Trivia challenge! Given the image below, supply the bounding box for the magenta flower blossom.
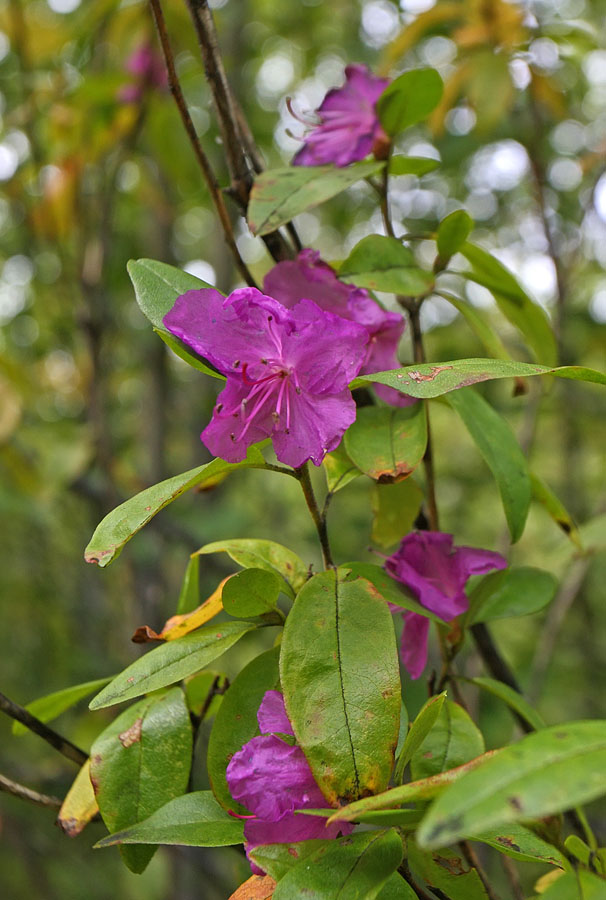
[226,691,353,873]
[163,287,369,468]
[118,43,168,104]
[385,532,507,679]
[264,250,413,406]
[291,64,390,167]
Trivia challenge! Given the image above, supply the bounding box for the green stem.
[295,462,333,570]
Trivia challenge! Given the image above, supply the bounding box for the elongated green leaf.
[339,235,433,295]
[94,791,243,848]
[154,328,224,379]
[85,444,267,567]
[418,720,606,849]
[272,830,403,900]
[371,478,423,549]
[327,751,500,824]
[436,210,473,261]
[389,156,440,177]
[323,444,361,493]
[408,839,489,900]
[221,568,282,618]
[377,68,443,135]
[90,620,255,709]
[463,677,546,732]
[176,555,200,616]
[531,472,582,548]
[12,677,114,735]
[207,647,280,814]
[341,563,443,624]
[353,357,606,398]
[540,870,606,899]
[345,404,427,483]
[468,566,557,624]
[377,873,418,899]
[194,538,307,599]
[410,701,485,781]
[447,387,531,542]
[439,292,511,360]
[394,692,447,783]
[472,823,564,866]
[248,161,385,236]
[459,243,557,366]
[90,688,192,873]
[280,570,401,804]
[250,840,328,882]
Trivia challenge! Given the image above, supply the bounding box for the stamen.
[286,96,320,127]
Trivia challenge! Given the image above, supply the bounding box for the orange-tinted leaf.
[57,759,98,838]
[132,577,230,643]
[228,875,276,900]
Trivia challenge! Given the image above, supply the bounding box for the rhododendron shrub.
[8,3,606,900]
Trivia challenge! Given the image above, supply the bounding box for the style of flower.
[118,42,168,104]
[385,531,507,679]
[226,690,353,873]
[291,64,390,167]
[163,287,369,468]
[264,249,413,406]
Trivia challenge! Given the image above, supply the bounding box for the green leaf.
[12,677,114,735]
[176,555,200,616]
[221,567,282,618]
[447,387,531,542]
[462,677,546,732]
[371,478,423,549]
[353,357,606,398]
[207,647,280,814]
[128,258,223,378]
[472,823,564,866]
[280,570,401,804]
[459,243,557,366]
[377,873,418,899]
[94,791,243,848]
[468,566,557,624]
[340,563,443,624]
[540,870,606,899]
[271,830,404,900]
[85,445,267,567]
[339,235,434,295]
[323,444,361,493]
[377,68,443,136]
[410,701,485,781]
[418,720,606,849]
[389,156,440,177]
[89,620,256,709]
[394,692,447,784]
[193,538,308,599]
[407,839,490,900]
[90,688,192,873]
[438,292,511,360]
[531,472,582,548]
[327,750,501,825]
[248,161,385,236]
[250,840,328,881]
[345,404,427,484]
[436,210,474,261]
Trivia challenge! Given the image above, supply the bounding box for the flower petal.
[257,691,294,736]
[244,812,353,873]
[263,250,350,317]
[271,388,357,468]
[400,611,430,680]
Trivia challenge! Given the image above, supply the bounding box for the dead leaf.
[57,759,98,837]
[132,577,231,643]
[228,874,276,900]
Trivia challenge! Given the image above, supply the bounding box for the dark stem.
[149,0,256,286]
[0,691,87,767]
[295,463,333,569]
[459,841,500,900]
[0,773,62,810]
[380,165,395,238]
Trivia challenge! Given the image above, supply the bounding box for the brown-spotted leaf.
[132,577,230,643]
[57,759,98,838]
[344,404,427,483]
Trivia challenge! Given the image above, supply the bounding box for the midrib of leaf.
[336,831,387,898]
[437,704,453,773]
[335,573,360,796]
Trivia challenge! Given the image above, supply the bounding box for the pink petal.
[400,612,430,680]
[257,691,294,736]
[244,812,353,873]
[271,388,357,468]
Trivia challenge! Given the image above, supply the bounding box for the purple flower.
[291,64,390,167]
[118,43,168,104]
[264,250,413,406]
[226,691,353,873]
[163,287,369,468]
[385,532,507,679]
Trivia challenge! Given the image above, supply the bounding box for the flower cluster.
[291,64,390,167]
[226,690,352,872]
[385,532,507,679]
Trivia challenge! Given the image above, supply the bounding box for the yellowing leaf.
[228,875,276,900]
[57,759,98,838]
[132,577,230,643]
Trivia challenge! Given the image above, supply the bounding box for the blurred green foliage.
[1,0,606,897]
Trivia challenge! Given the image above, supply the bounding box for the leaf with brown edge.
[228,875,275,900]
[132,577,230,643]
[344,404,427,484]
[57,759,98,838]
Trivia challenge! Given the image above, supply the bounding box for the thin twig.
[500,855,524,900]
[459,841,500,900]
[295,463,333,569]
[0,773,62,810]
[380,165,395,238]
[0,691,87,766]
[149,0,256,286]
